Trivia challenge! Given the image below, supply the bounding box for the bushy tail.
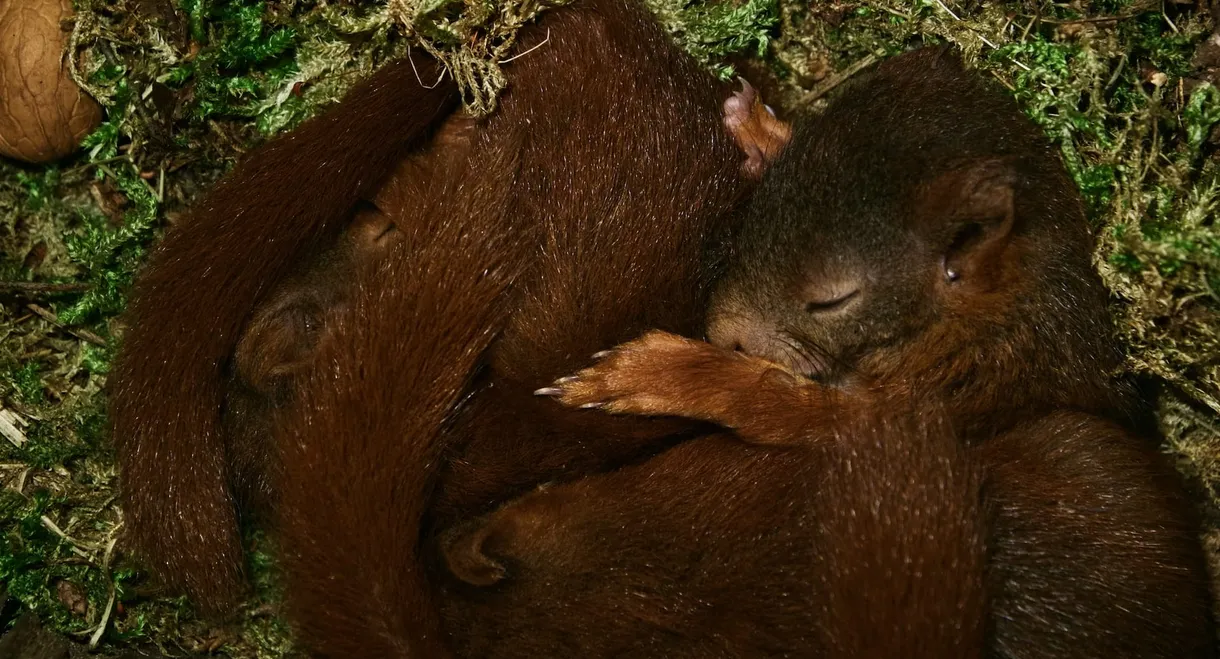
[109,54,459,612]
[813,411,990,657]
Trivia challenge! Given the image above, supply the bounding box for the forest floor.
[1,0,1218,656]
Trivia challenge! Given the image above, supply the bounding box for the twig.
[1162,1,1179,34]
[799,53,880,105]
[933,0,960,21]
[61,155,133,178]
[102,527,120,567]
[25,304,109,347]
[1105,54,1128,95]
[407,47,447,90]
[1034,14,1130,25]
[990,70,1016,91]
[14,467,31,495]
[0,281,92,294]
[88,583,116,649]
[1019,15,1037,41]
[40,515,104,557]
[929,0,1030,71]
[87,536,120,649]
[94,163,122,183]
[1196,262,1220,304]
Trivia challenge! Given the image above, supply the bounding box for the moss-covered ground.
[1,0,1218,655]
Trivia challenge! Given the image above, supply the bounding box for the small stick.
[799,53,880,105]
[990,70,1016,91]
[408,47,448,90]
[88,535,120,649]
[40,515,102,557]
[0,281,92,294]
[25,304,109,347]
[933,0,960,21]
[12,467,31,494]
[12,468,30,493]
[1034,14,1129,25]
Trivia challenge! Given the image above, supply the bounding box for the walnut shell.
[0,0,103,164]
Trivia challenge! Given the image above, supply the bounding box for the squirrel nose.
[706,309,825,378]
[707,312,774,357]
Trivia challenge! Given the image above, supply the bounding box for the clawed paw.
[533,330,825,444]
[533,330,711,418]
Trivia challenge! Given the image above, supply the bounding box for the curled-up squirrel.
[265,0,761,651]
[439,401,1206,657]
[113,0,770,652]
[550,43,1147,440]
[437,46,1214,656]
[109,53,461,611]
[223,113,477,518]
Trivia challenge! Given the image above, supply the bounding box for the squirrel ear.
[440,489,566,587]
[441,518,509,587]
[920,158,1017,286]
[723,78,793,179]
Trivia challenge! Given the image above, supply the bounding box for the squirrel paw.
[535,330,717,418]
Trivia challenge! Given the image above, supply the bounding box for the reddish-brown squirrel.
[263,0,761,653]
[109,52,461,612]
[113,0,759,651]
[223,112,477,519]
[435,46,1215,656]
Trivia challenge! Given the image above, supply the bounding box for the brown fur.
[213,0,756,527]
[511,47,1214,655]
[273,157,522,656]
[109,54,459,612]
[420,0,749,528]
[262,0,746,649]
[979,412,1212,656]
[439,404,1211,658]
[198,0,748,652]
[223,112,477,518]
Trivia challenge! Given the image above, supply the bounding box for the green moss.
[2,0,1219,656]
[186,0,298,123]
[6,362,45,405]
[645,0,778,79]
[15,169,62,212]
[1185,83,1220,150]
[16,424,85,470]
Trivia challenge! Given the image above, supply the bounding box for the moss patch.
[1,0,1218,655]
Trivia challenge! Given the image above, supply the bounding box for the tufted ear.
[920,158,1017,287]
[723,78,793,179]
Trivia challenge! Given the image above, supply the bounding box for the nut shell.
[0,0,103,163]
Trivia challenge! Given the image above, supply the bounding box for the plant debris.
[1,0,1218,655]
